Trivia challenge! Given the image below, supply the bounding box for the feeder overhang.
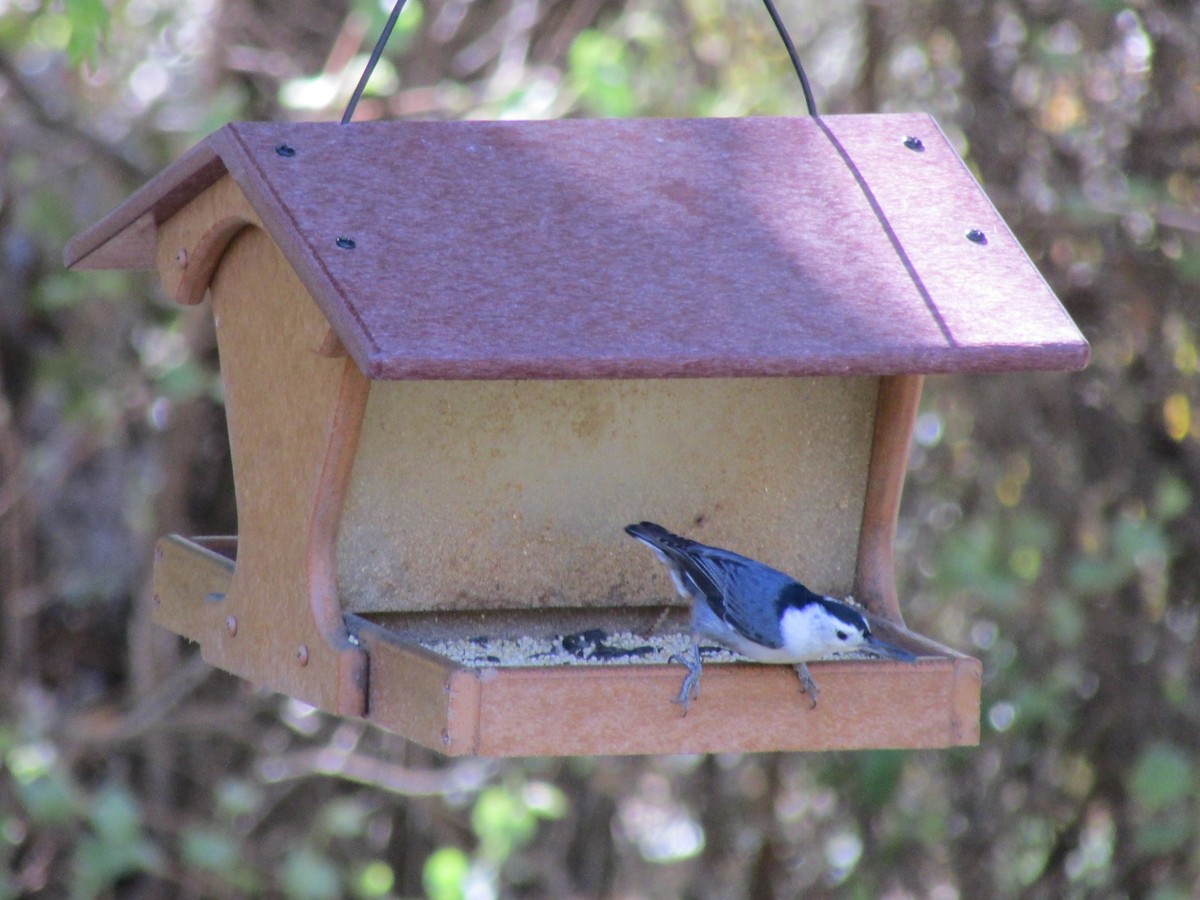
[66,114,1088,382]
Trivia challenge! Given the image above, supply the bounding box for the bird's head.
[780,595,917,662]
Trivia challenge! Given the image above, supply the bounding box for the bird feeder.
[66,115,1088,756]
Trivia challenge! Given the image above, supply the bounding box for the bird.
[624,521,917,713]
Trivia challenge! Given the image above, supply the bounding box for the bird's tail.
[624,521,697,556]
[625,521,718,606]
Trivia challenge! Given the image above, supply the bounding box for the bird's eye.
[836,630,848,641]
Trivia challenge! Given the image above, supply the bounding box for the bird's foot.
[793,662,820,709]
[669,648,703,716]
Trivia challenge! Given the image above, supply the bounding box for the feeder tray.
[66,115,1088,756]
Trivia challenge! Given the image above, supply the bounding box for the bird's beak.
[864,635,918,662]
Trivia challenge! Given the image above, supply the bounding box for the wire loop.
[341,0,817,123]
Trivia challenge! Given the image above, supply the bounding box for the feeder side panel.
[854,373,924,624]
[337,376,878,613]
[197,224,366,711]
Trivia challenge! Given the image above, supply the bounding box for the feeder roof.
[66,115,1088,380]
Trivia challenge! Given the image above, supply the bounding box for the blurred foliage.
[3,0,1200,897]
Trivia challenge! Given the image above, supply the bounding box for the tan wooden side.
[154,183,369,715]
[156,175,260,305]
[468,653,980,757]
[152,535,235,641]
[348,616,485,753]
[854,374,924,624]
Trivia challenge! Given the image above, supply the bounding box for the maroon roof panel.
[66,114,1088,379]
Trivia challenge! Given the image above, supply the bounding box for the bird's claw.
[669,649,703,716]
[794,662,820,709]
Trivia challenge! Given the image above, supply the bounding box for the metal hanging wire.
[341,0,410,125]
[759,0,818,116]
[341,0,817,124]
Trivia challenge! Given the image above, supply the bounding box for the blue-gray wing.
[678,545,798,648]
[625,522,796,648]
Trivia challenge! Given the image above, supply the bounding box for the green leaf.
[1047,595,1085,648]
[569,30,636,117]
[62,0,110,64]
[1134,816,1192,856]
[932,521,1025,608]
[855,750,908,810]
[181,827,241,872]
[15,774,77,826]
[422,846,469,900]
[1130,744,1193,812]
[1147,884,1194,900]
[181,827,263,892]
[71,808,164,900]
[279,846,342,900]
[471,785,538,863]
[88,785,143,843]
[151,360,213,402]
[215,778,264,819]
[71,836,122,898]
[522,781,568,819]
[1113,518,1168,566]
[1154,476,1192,521]
[352,860,395,899]
[1067,555,1132,595]
[319,797,370,839]
[393,0,423,40]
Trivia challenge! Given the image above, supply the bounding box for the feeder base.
[153,534,981,757]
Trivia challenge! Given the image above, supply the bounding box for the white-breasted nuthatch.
[625,521,917,713]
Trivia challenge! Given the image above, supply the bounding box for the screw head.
[335,236,356,250]
[296,645,310,666]
[226,616,238,636]
[175,248,189,269]
[966,228,988,245]
[275,143,296,157]
[903,135,925,151]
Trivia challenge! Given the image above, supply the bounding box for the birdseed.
[419,626,891,669]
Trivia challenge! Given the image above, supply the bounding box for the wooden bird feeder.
[66,115,1088,756]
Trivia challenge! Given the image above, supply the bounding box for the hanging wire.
[343,0,817,123]
[341,0,409,124]
[759,0,818,117]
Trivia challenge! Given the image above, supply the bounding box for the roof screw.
[296,644,310,666]
[275,143,296,157]
[966,228,988,245]
[226,615,238,636]
[175,248,189,269]
[903,135,925,151]
[441,728,452,747]
[335,236,357,250]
